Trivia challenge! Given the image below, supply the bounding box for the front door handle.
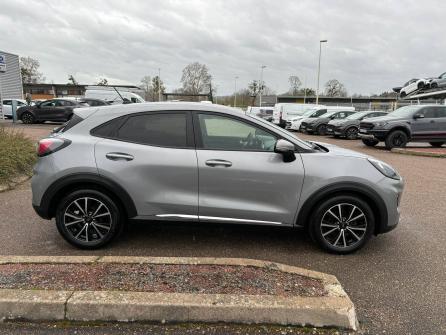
[205,159,232,167]
[106,152,134,161]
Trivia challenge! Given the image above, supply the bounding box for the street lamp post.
[316,40,327,105]
[234,76,238,107]
[259,65,266,107]
[158,68,161,102]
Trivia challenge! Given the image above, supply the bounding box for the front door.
[94,111,198,219]
[411,106,440,140]
[194,112,305,226]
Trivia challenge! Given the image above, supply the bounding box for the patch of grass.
[0,126,37,186]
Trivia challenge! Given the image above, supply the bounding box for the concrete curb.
[391,148,446,158]
[0,256,358,330]
[0,175,31,193]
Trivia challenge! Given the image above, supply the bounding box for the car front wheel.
[385,130,408,150]
[317,124,327,135]
[310,195,375,254]
[21,112,35,124]
[345,126,359,140]
[55,189,123,249]
[362,138,379,147]
[429,142,444,148]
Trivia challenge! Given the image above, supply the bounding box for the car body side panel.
[196,150,305,225]
[295,153,402,230]
[31,134,99,207]
[94,138,199,218]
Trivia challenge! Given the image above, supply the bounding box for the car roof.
[75,102,242,119]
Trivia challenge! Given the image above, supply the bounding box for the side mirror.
[413,113,424,119]
[274,139,296,163]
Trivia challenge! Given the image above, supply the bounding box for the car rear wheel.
[317,124,327,136]
[385,130,408,150]
[55,189,123,249]
[429,142,444,148]
[400,91,406,98]
[362,138,379,147]
[310,195,375,254]
[345,126,359,140]
[21,112,35,124]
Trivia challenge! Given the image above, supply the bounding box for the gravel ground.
[0,321,353,335]
[0,123,445,334]
[0,263,325,297]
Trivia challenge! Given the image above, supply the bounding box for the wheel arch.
[296,182,388,235]
[387,126,411,139]
[38,173,137,220]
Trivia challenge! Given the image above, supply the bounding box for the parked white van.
[272,103,326,127]
[85,87,145,104]
[288,105,355,131]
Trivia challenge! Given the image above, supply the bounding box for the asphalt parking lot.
[0,121,445,334]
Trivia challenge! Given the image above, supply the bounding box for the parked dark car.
[17,99,87,124]
[358,105,446,149]
[327,111,388,139]
[78,98,110,107]
[300,110,357,135]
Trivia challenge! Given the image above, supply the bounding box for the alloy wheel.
[63,197,112,243]
[320,203,367,249]
[22,113,34,124]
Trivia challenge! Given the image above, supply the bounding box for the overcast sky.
[2,0,445,95]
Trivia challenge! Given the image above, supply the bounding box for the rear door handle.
[106,152,134,161]
[205,159,232,167]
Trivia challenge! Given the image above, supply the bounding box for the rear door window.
[116,113,188,148]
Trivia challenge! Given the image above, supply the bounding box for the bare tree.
[288,75,302,95]
[140,75,152,100]
[67,75,78,85]
[20,56,45,84]
[181,62,212,95]
[324,79,347,97]
[152,75,165,101]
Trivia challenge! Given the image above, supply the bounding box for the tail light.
[37,138,71,157]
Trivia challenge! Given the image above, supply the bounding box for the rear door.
[194,112,305,226]
[94,111,198,219]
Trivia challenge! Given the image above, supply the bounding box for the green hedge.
[0,127,37,186]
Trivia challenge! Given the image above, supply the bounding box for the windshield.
[388,105,421,118]
[346,112,368,120]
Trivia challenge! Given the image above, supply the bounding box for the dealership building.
[0,50,23,101]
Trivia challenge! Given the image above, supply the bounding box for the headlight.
[374,122,387,127]
[368,158,400,180]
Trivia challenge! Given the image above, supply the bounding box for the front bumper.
[358,128,388,141]
[375,176,404,234]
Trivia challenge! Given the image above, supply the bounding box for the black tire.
[310,195,375,254]
[417,82,424,90]
[400,91,406,98]
[21,112,35,124]
[431,82,438,89]
[345,126,359,140]
[55,189,123,249]
[316,124,327,136]
[362,138,379,147]
[429,142,444,148]
[385,130,408,150]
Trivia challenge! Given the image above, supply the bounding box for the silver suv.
[32,102,404,254]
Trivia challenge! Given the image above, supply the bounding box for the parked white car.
[287,106,355,131]
[85,87,145,104]
[399,78,429,97]
[1,99,28,118]
[272,103,326,127]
